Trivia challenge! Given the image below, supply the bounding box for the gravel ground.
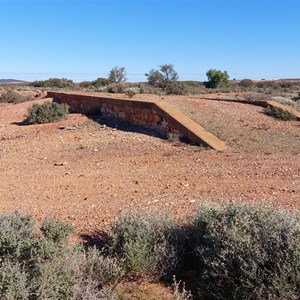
[0,94,299,235]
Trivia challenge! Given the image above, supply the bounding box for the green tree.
[205,69,229,88]
[145,64,179,92]
[108,66,127,83]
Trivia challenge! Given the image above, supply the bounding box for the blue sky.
[0,0,299,82]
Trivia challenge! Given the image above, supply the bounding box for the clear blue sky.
[1,0,299,82]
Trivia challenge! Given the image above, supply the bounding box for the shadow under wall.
[87,114,169,141]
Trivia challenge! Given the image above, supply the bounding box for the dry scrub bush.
[138,83,162,95]
[0,213,122,300]
[105,203,299,299]
[241,92,270,102]
[24,102,69,125]
[108,213,184,280]
[187,203,300,299]
[239,79,254,88]
[271,96,300,112]
[106,83,125,94]
[31,78,75,89]
[0,89,33,104]
[124,87,140,98]
[0,204,298,299]
[172,276,193,300]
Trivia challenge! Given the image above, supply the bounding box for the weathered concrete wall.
[47,91,228,151]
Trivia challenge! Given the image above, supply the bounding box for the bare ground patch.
[0,95,299,235]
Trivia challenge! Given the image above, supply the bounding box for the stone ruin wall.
[48,92,181,136]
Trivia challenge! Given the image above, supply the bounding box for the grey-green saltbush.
[188,203,300,299]
[0,213,121,300]
[0,261,29,300]
[0,204,299,299]
[108,213,184,280]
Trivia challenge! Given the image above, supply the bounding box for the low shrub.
[187,203,300,299]
[0,89,33,104]
[0,213,35,260]
[257,80,276,89]
[0,89,20,103]
[239,79,254,88]
[167,132,180,143]
[23,102,69,125]
[165,81,188,95]
[124,87,140,98]
[271,96,300,112]
[0,260,29,299]
[31,78,75,89]
[93,77,110,88]
[138,83,162,95]
[73,282,117,300]
[184,81,207,95]
[108,213,183,280]
[78,78,110,91]
[80,247,124,288]
[106,83,125,94]
[0,213,121,300]
[0,203,299,299]
[78,81,92,88]
[293,92,300,101]
[172,276,193,300]
[264,105,297,120]
[105,203,299,298]
[41,216,74,244]
[241,92,269,102]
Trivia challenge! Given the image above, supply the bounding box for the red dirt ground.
[0,94,299,236]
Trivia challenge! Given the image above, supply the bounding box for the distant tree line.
[29,65,300,97]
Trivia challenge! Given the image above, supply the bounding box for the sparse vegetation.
[31,78,75,89]
[145,64,188,95]
[24,101,69,125]
[264,105,297,120]
[93,77,110,87]
[0,203,299,299]
[79,78,110,89]
[0,89,33,104]
[124,87,139,98]
[271,96,300,112]
[172,276,193,300]
[185,203,300,299]
[108,213,183,280]
[167,132,180,143]
[138,82,163,95]
[0,213,121,300]
[239,79,254,88]
[106,83,126,94]
[241,92,270,102]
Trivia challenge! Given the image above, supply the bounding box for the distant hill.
[0,79,28,84]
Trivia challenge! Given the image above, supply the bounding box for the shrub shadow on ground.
[80,229,109,250]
